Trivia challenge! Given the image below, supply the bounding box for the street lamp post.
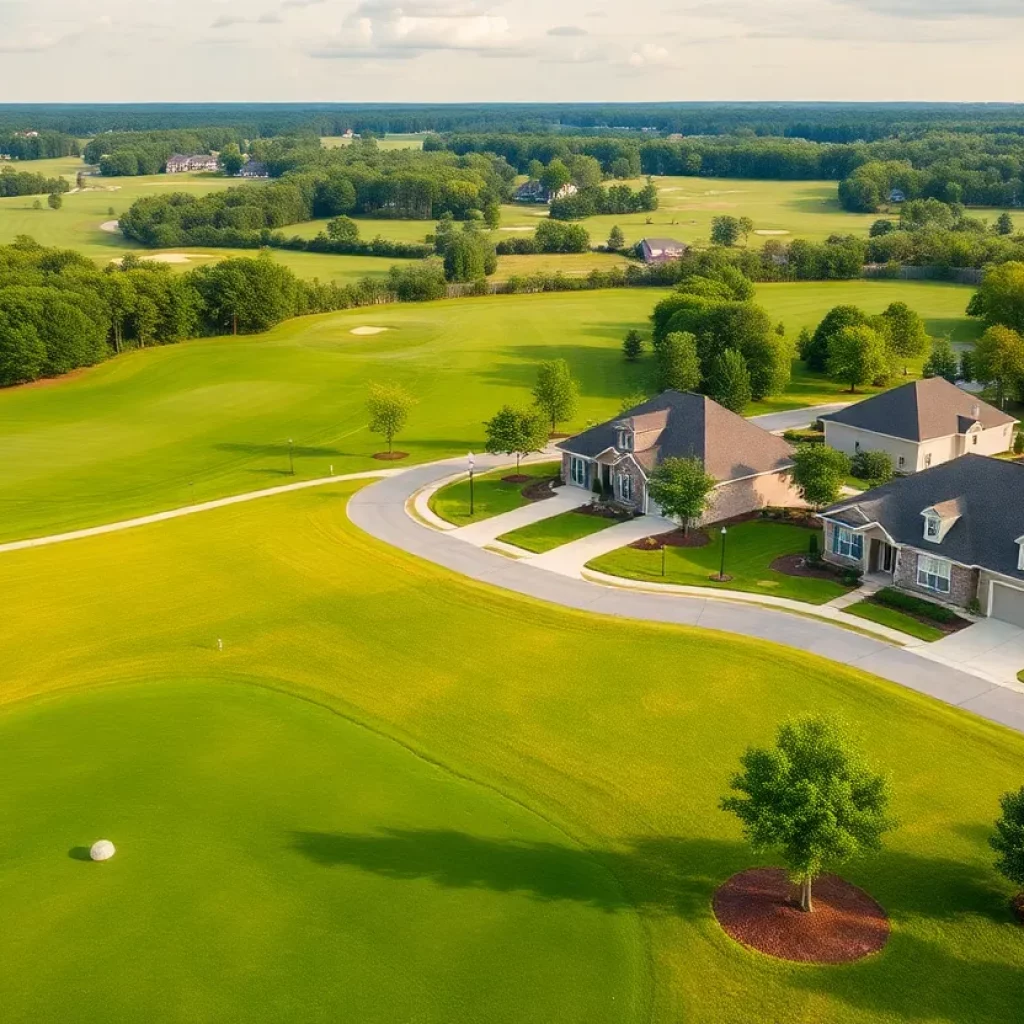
[661,540,667,577]
[288,439,294,476]
[719,526,728,580]
[468,452,475,517]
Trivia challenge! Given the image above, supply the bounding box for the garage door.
[991,583,1024,628]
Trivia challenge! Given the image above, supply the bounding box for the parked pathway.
[348,460,1024,735]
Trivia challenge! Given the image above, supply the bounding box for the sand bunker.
[755,229,791,236]
[350,326,390,336]
[99,220,120,234]
[109,253,217,267]
[500,226,534,231]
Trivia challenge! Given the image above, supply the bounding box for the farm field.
[0,479,1021,1022]
[0,281,978,543]
[321,133,425,150]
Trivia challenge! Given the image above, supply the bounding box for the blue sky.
[1,0,1022,102]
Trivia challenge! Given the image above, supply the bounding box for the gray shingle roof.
[822,377,1016,442]
[822,454,1024,579]
[557,390,795,483]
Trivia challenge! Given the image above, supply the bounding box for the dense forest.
[0,130,79,160]
[83,128,246,176]
[0,167,71,198]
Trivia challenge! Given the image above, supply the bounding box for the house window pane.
[570,458,587,486]
[917,555,951,594]
[832,526,862,560]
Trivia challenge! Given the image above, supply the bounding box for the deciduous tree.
[657,331,701,392]
[707,348,752,413]
[532,358,579,433]
[607,225,625,251]
[648,456,716,534]
[721,715,896,913]
[990,786,1024,902]
[711,215,741,247]
[922,336,959,383]
[366,382,416,455]
[483,405,548,471]
[827,325,891,393]
[974,324,1024,406]
[880,301,928,374]
[791,444,851,509]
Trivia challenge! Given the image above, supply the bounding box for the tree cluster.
[549,180,658,221]
[495,221,591,255]
[83,128,244,176]
[0,131,79,161]
[0,168,71,198]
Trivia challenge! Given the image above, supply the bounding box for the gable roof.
[822,377,1016,442]
[557,390,795,483]
[641,238,686,251]
[822,454,1024,579]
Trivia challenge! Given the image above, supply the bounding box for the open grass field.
[430,461,561,526]
[589,522,847,605]
[0,480,1021,1022]
[497,508,617,553]
[0,282,978,543]
[321,134,425,150]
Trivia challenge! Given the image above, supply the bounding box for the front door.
[879,542,896,574]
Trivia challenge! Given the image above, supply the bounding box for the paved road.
[748,403,848,434]
[348,457,1024,735]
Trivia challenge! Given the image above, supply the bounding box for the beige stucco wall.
[824,421,1014,473]
[691,470,806,526]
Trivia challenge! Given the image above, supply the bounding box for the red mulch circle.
[630,528,710,550]
[373,451,409,461]
[713,869,890,964]
[501,474,532,484]
[771,554,844,582]
[520,478,557,502]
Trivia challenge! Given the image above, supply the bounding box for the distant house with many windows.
[821,455,1024,626]
[165,153,219,174]
[557,390,804,523]
[513,180,578,204]
[239,159,269,179]
[638,237,687,264]
[821,378,1016,474]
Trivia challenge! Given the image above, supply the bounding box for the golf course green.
[0,480,1021,1022]
[0,281,977,543]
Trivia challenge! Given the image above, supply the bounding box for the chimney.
[971,403,980,419]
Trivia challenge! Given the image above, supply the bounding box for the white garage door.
[990,583,1024,629]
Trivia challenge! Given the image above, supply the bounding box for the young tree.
[532,358,579,433]
[974,324,1024,406]
[540,159,571,195]
[996,212,1015,237]
[607,225,625,251]
[802,305,871,373]
[484,405,548,471]
[219,144,245,177]
[922,336,959,383]
[707,348,752,413]
[738,216,754,244]
[657,331,701,392]
[711,215,741,247]
[721,715,896,913]
[880,301,928,374]
[326,216,360,243]
[827,325,891,393]
[623,328,644,362]
[791,444,851,509]
[483,201,501,230]
[990,786,1024,903]
[47,192,62,210]
[366,382,416,455]
[647,456,716,534]
[851,450,894,485]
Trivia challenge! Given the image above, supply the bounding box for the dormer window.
[617,430,633,452]
[925,515,941,540]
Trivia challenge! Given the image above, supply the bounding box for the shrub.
[874,587,957,623]
[1014,430,1024,456]
[783,428,824,445]
[851,449,894,484]
[808,533,820,564]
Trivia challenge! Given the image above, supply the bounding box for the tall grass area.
[0,283,977,542]
[0,480,1020,1022]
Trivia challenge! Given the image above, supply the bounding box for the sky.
[1,0,1023,103]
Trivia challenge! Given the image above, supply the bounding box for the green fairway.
[430,461,561,526]
[589,522,847,605]
[498,508,618,553]
[0,481,1021,1022]
[0,282,977,543]
[0,680,636,1023]
[846,600,947,642]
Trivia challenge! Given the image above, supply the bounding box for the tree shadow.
[68,846,92,861]
[214,442,345,458]
[290,829,745,918]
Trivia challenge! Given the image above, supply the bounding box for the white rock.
[90,840,116,862]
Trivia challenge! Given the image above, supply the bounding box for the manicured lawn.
[498,509,618,553]
[588,521,847,605]
[0,481,1021,1022]
[845,599,947,642]
[0,282,977,543]
[429,461,561,526]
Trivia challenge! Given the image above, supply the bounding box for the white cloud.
[841,0,1021,16]
[547,25,586,36]
[627,42,669,66]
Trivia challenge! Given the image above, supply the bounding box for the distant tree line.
[83,129,245,176]
[0,130,79,160]
[0,237,450,388]
[0,168,71,198]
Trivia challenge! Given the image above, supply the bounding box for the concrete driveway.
[452,488,584,547]
[528,515,676,576]
[925,619,1024,688]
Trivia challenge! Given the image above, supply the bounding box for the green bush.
[851,449,894,484]
[783,428,824,444]
[875,587,957,623]
[808,533,820,564]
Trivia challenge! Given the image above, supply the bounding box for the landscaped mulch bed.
[860,595,971,636]
[630,529,710,550]
[771,554,849,583]
[576,503,635,522]
[713,868,890,964]
[373,451,409,461]
[501,474,533,484]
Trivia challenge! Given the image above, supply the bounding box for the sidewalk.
[453,489,585,547]
[528,515,676,576]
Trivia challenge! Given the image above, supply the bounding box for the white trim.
[818,515,899,548]
[712,463,795,489]
[825,420,1013,447]
[988,580,1024,623]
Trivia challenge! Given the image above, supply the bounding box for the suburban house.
[820,455,1024,626]
[557,390,805,524]
[239,159,270,178]
[513,180,579,204]
[165,153,219,174]
[639,237,688,264]
[821,377,1017,474]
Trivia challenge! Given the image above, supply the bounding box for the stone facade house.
[556,390,806,525]
[822,377,1016,474]
[513,180,579,204]
[165,154,219,174]
[820,454,1024,626]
